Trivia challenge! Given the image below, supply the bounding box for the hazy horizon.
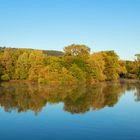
[0,0,140,60]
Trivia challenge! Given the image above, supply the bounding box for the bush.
[1,74,10,81]
[38,78,48,84]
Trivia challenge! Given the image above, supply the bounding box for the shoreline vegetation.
[0,44,140,85]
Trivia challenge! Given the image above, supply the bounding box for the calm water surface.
[0,81,140,140]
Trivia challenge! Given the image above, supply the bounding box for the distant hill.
[43,50,64,56]
[0,47,64,57]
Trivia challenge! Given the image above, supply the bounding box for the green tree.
[135,54,140,78]
[0,57,3,80]
[118,60,127,78]
[103,51,120,80]
[70,64,86,83]
[44,56,63,72]
[88,52,106,81]
[125,61,137,79]
[15,52,30,80]
[64,44,90,57]
[60,67,76,85]
[28,50,45,81]
[0,48,15,79]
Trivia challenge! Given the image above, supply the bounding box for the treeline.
[0,44,139,85]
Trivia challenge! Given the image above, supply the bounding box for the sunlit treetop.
[64,44,90,57]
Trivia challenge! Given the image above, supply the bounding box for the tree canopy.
[0,45,139,84]
[64,44,90,57]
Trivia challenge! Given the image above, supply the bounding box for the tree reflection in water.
[0,81,139,114]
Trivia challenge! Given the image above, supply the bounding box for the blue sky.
[0,0,140,60]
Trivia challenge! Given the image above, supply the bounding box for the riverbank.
[0,78,139,86]
[119,78,140,84]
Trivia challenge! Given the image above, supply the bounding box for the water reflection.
[0,81,139,114]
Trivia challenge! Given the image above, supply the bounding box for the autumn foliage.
[0,44,139,84]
